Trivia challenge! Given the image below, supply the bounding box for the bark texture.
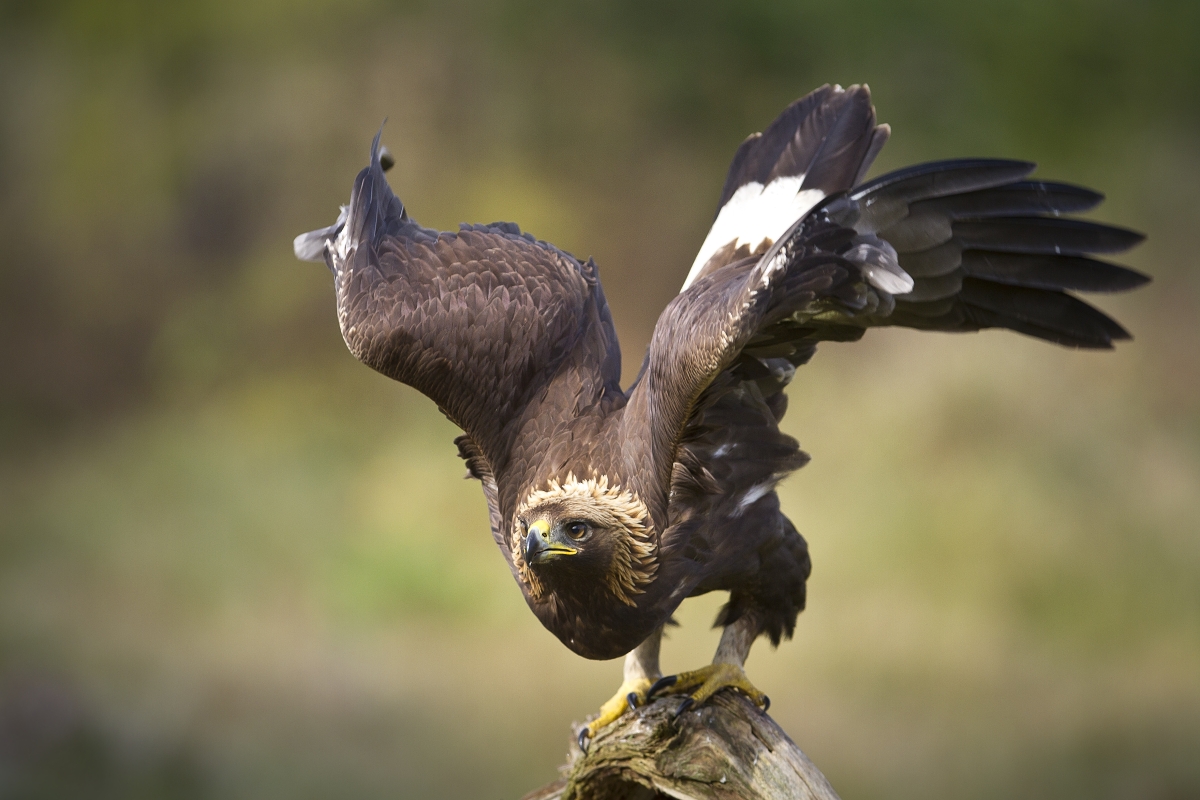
[522,693,841,800]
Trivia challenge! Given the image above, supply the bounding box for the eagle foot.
[647,662,769,714]
[578,676,655,752]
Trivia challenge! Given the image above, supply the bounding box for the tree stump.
[522,692,841,800]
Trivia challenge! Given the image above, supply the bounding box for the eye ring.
[565,521,589,540]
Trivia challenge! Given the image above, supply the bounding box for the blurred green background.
[1,0,1198,797]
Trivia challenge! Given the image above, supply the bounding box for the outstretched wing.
[623,86,1147,513]
[295,132,623,473]
[847,161,1146,342]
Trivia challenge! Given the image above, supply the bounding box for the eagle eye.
[565,521,589,540]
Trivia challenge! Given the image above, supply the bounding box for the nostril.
[523,529,544,563]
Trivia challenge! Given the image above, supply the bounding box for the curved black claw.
[762,695,770,713]
[626,692,640,709]
[647,674,678,699]
[577,727,590,753]
[673,697,694,719]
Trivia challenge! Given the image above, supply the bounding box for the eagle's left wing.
[295,132,623,478]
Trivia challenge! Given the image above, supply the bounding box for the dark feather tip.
[369,119,388,172]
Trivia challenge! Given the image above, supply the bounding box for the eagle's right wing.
[623,86,1146,521]
[295,132,623,477]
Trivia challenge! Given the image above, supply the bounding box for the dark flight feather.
[961,252,1148,292]
[690,86,891,287]
[949,217,1145,255]
[908,181,1104,219]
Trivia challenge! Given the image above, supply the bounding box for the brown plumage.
[295,85,1147,701]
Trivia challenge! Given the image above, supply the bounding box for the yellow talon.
[649,662,769,711]
[580,676,654,748]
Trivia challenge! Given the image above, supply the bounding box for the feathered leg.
[578,625,663,751]
[648,612,770,716]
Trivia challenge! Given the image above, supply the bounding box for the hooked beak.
[522,519,578,565]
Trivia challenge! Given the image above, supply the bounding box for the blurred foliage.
[0,0,1198,798]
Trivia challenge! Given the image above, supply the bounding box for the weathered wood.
[522,693,841,800]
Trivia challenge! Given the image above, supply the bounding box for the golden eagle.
[295,85,1146,748]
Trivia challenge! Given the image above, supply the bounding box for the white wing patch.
[728,480,775,517]
[682,176,826,292]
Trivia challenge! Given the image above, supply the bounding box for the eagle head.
[513,474,658,607]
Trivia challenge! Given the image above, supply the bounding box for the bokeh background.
[1,0,1198,797]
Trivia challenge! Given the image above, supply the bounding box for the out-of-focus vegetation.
[0,1,1197,797]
